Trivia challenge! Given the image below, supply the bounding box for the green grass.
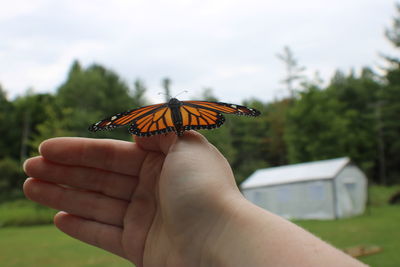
[295,205,400,267]
[368,184,400,206]
[0,225,132,267]
[294,185,400,267]
[0,199,56,227]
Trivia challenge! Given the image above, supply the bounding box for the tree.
[0,89,55,195]
[0,86,24,196]
[58,61,132,113]
[381,69,400,184]
[12,91,57,161]
[285,69,381,180]
[132,79,148,107]
[200,88,218,101]
[380,3,400,184]
[56,61,134,139]
[162,78,172,101]
[0,157,25,196]
[277,46,306,98]
[263,99,290,166]
[0,85,18,159]
[384,3,400,64]
[285,84,348,163]
[229,99,269,183]
[29,105,75,154]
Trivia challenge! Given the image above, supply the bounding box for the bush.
[0,199,56,227]
[0,157,25,196]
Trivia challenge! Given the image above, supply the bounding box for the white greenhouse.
[241,157,367,220]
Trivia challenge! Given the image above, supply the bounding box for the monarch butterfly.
[89,98,260,137]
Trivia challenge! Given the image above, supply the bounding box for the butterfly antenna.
[174,90,188,98]
[157,91,172,100]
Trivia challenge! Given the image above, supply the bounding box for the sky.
[1,0,398,104]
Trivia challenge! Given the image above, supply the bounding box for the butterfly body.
[162,98,185,136]
[89,98,260,137]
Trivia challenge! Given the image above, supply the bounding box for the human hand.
[23,131,366,267]
[23,132,242,267]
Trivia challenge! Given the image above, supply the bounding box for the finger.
[24,156,138,201]
[39,137,147,176]
[134,132,177,154]
[134,131,206,154]
[24,178,127,227]
[54,212,127,259]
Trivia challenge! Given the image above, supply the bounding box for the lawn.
[295,205,400,267]
[0,225,132,267]
[0,198,56,227]
[0,185,399,266]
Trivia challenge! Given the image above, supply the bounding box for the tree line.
[1,5,400,198]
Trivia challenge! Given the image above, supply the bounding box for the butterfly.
[89,98,260,137]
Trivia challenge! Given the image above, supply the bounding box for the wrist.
[203,191,366,267]
[201,192,258,266]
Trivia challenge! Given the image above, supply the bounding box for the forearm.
[208,195,366,267]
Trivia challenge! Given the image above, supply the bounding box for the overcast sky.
[1,0,398,103]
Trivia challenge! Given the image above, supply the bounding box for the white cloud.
[0,0,397,103]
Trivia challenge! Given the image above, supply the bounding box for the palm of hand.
[125,133,236,266]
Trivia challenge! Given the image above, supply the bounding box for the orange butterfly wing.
[179,104,225,132]
[178,101,260,133]
[88,103,165,131]
[128,106,176,136]
[183,101,260,116]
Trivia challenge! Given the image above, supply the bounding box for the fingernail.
[22,159,29,173]
[38,141,45,155]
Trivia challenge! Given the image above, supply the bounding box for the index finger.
[39,137,148,176]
